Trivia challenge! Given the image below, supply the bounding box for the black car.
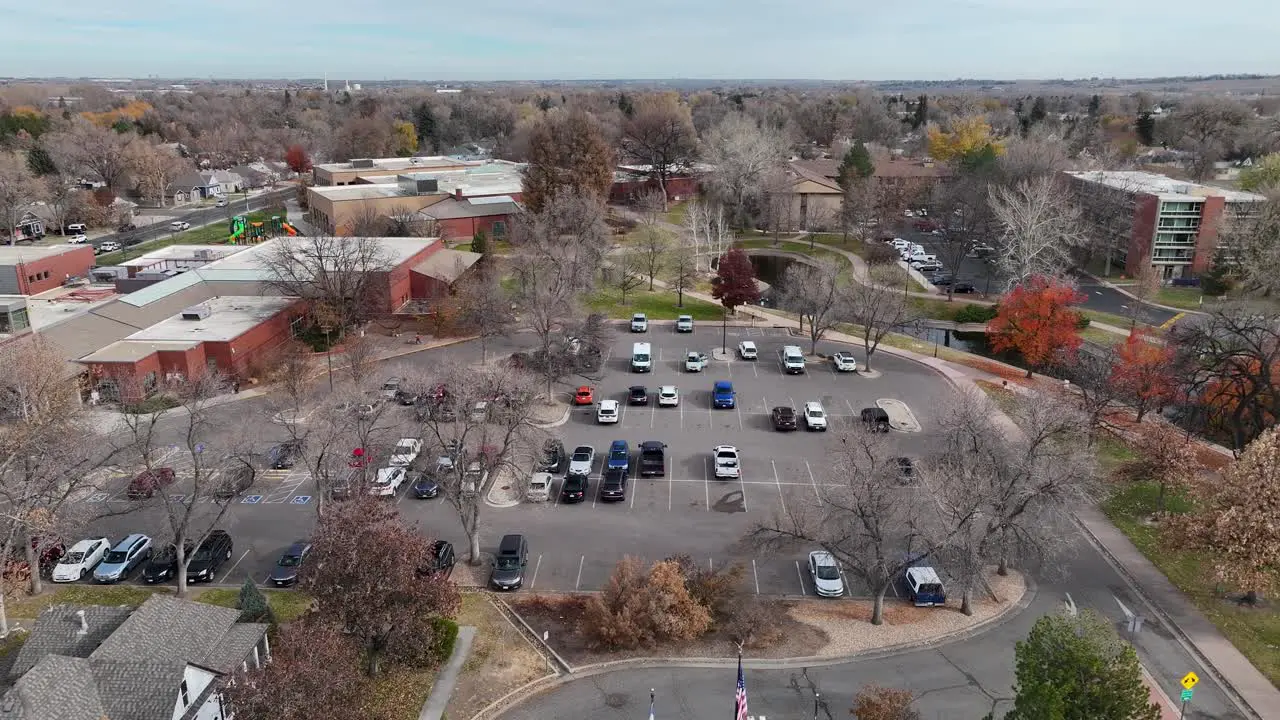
[536,439,567,474]
[628,385,648,405]
[600,467,628,501]
[186,530,234,584]
[267,440,304,470]
[419,540,456,578]
[141,541,192,584]
[412,471,440,499]
[561,473,589,503]
[395,388,420,406]
[490,534,527,591]
[931,275,956,287]
[269,541,312,586]
[771,406,798,431]
[638,440,666,477]
[212,461,255,500]
[952,283,977,294]
[861,407,891,433]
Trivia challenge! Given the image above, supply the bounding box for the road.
[103,187,295,249]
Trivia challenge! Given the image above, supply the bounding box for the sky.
[3,0,1277,81]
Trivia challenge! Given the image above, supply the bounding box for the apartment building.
[1064,171,1266,279]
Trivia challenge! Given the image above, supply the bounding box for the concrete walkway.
[418,626,476,720]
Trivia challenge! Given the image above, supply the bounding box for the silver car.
[93,534,153,583]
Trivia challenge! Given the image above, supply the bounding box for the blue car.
[606,440,630,473]
[712,380,735,409]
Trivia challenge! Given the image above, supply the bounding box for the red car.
[349,448,370,468]
[127,467,176,499]
[574,386,595,405]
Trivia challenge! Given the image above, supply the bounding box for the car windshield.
[572,452,591,462]
[634,353,649,362]
[808,408,824,417]
[194,548,213,561]
[815,564,840,581]
[278,554,303,567]
[63,552,85,564]
[104,551,127,563]
[918,583,942,594]
[600,407,615,415]
[633,315,644,322]
[495,556,521,570]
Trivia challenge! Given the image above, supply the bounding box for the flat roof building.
[0,244,96,296]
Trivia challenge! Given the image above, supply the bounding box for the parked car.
[685,351,708,372]
[127,467,175,500]
[600,467,628,501]
[736,341,758,360]
[389,438,423,467]
[808,551,845,597]
[66,234,88,244]
[142,542,191,584]
[269,541,312,586]
[536,439,567,474]
[902,565,947,607]
[526,472,552,502]
[215,198,228,207]
[803,401,828,431]
[170,221,190,231]
[186,530,233,584]
[606,440,630,473]
[489,534,528,591]
[412,472,440,499]
[213,461,254,500]
[267,440,304,470]
[831,352,858,373]
[638,440,666,477]
[771,406,798,431]
[861,407,891,432]
[380,377,404,400]
[628,385,649,405]
[892,456,916,483]
[597,399,620,424]
[952,283,977,294]
[93,534,152,583]
[931,275,956,287]
[657,385,679,407]
[712,380,735,409]
[630,313,648,332]
[420,540,456,578]
[713,445,740,479]
[574,386,595,405]
[567,446,595,477]
[912,260,943,273]
[395,388,420,406]
[675,315,694,333]
[96,241,121,254]
[370,466,407,496]
[561,473,589,503]
[51,537,110,583]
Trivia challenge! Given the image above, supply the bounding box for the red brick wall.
[610,175,699,204]
[436,215,513,241]
[1193,196,1226,274]
[410,271,450,299]
[15,247,95,294]
[1124,193,1160,277]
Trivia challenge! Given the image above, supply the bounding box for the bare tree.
[126,141,192,208]
[0,152,46,246]
[838,177,876,245]
[666,237,701,309]
[1053,347,1122,445]
[1218,194,1280,297]
[612,251,646,305]
[620,95,698,209]
[846,273,917,371]
[40,178,87,238]
[343,204,391,237]
[752,429,922,625]
[634,224,671,291]
[43,119,134,189]
[703,114,788,228]
[778,258,846,354]
[930,170,998,299]
[341,332,377,388]
[760,168,796,242]
[258,235,394,334]
[453,267,515,359]
[989,176,1087,287]
[996,133,1071,189]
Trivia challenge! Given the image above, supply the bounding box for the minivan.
[490,534,528,591]
[631,342,652,373]
[781,345,806,374]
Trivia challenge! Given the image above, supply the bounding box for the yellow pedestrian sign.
[1181,672,1199,690]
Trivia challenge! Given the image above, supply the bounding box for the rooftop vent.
[181,305,211,321]
[350,158,375,169]
[75,609,88,636]
[411,178,439,195]
[193,249,212,260]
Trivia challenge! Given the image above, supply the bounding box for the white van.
[631,342,652,373]
[781,345,806,374]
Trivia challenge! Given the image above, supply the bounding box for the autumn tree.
[1109,329,1177,421]
[989,275,1085,377]
[284,144,312,175]
[927,116,1004,165]
[703,114,788,228]
[521,108,614,213]
[582,557,712,650]
[777,258,846,354]
[223,618,366,720]
[711,247,760,313]
[851,686,920,720]
[0,152,45,245]
[43,119,133,189]
[1169,427,1280,599]
[300,496,460,677]
[1119,424,1201,514]
[989,177,1087,286]
[619,94,698,209]
[1000,611,1161,720]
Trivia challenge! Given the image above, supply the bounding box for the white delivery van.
[781,345,806,374]
[631,342,652,373]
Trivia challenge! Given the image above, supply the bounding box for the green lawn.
[196,587,314,622]
[96,208,289,266]
[1079,326,1128,347]
[584,287,725,321]
[1154,286,1205,310]
[663,202,689,226]
[909,296,993,323]
[5,584,312,622]
[1078,308,1154,332]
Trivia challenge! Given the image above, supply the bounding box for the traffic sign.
[1181,672,1199,690]
[1181,688,1194,703]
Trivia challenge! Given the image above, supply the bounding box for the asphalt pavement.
[98,187,294,249]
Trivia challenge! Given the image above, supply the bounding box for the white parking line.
[620,400,629,425]
[751,361,758,377]
[592,475,601,508]
[707,398,714,426]
[738,462,748,511]
[795,560,807,595]
[771,460,786,516]
[651,402,656,429]
[530,554,542,588]
[846,398,857,416]
[805,460,821,503]
[726,358,732,377]
[752,558,761,594]
[788,396,796,410]
[703,456,710,511]
[551,476,561,507]
[658,347,664,362]
[736,402,744,430]
[574,555,585,590]
[668,469,673,511]
[604,347,614,363]
[762,395,769,413]
[679,399,684,429]
[218,548,251,584]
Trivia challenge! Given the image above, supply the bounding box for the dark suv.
[489,534,527,591]
[771,406,798,431]
[638,441,666,477]
[186,530,233,584]
[600,467,628,501]
[419,540,456,579]
[536,439,567,474]
[213,461,255,500]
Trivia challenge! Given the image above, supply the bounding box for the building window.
[492,221,506,238]
[180,680,190,707]
[42,271,49,280]
[289,315,305,337]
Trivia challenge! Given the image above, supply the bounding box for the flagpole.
[649,688,655,720]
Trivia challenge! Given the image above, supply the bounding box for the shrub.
[428,617,460,664]
[723,597,782,649]
[953,304,998,324]
[582,557,712,650]
[236,578,276,625]
[667,554,745,623]
[862,242,900,266]
[1074,312,1092,330]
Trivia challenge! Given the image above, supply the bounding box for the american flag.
[734,654,748,720]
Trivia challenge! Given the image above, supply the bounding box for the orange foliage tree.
[1109,329,1178,421]
[988,275,1084,377]
[1200,357,1280,447]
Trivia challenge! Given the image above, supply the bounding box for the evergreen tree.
[412,102,438,153]
[26,145,56,176]
[617,92,635,118]
[283,89,291,108]
[237,577,276,625]
[470,229,488,255]
[912,94,928,129]
[1200,249,1233,296]
[1135,112,1156,146]
[1088,94,1102,117]
[1029,97,1048,126]
[837,142,875,188]
[1001,611,1161,720]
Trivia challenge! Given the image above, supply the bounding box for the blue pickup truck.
[712,380,736,409]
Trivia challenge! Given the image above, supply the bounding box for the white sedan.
[713,445,740,479]
[808,550,845,597]
[369,467,407,496]
[52,537,110,582]
[657,385,679,407]
[803,401,828,431]
[831,352,858,373]
[685,352,708,372]
[389,438,423,467]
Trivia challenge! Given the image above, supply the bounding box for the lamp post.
[321,325,334,391]
[721,307,728,356]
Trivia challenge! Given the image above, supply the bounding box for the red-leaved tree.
[712,247,760,312]
[285,144,312,175]
[1109,329,1178,421]
[988,275,1085,377]
[223,618,365,720]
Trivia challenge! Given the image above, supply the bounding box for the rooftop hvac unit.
[412,178,439,194]
[350,158,375,169]
[180,305,211,321]
[193,249,212,260]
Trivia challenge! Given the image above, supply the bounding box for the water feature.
[896,324,986,354]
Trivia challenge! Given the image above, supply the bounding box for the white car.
[568,446,595,477]
[685,351,708,372]
[526,472,552,502]
[808,551,844,597]
[675,315,694,333]
[657,385,679,407]
[630,313,648,332]
[98,241,121,253]
[597,399,620,424]
[369,466,407,496]
[831,352,858,372]
[67,234,88,244]
[389,438,423,467]
[713,445,740,479]
[737,341,758,360]
[170,221,190,231]
[803,401,828,431]
[52,537,110,582]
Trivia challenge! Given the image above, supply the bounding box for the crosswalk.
[77,450,314,507]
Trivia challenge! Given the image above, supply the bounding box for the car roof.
[630,384,646,390]
[68,538,106,552]
[659,385,676,392]
[810,550,836,565]
[285,541,311,554]
[599,399,618,409]
[632,313,645,318]
[805,401,824,410]
[773,406,794,414]
[906,566,942,584]
[576,385,591,392]
[678,314,692,320]
[113,534,147,549]
[572,445,594,454]
[640,440,665,450]
[714,380,732,389]
[396,437,418,444]
[609,440,628,451]
[739,340,756,346]
[715,445,737,453]
[498,534,524,552]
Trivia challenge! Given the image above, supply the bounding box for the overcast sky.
[3,0,1276,80]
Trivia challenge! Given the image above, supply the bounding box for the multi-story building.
[1064,170,1266,279]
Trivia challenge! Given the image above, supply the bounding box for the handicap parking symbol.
[241,495,263,504]
[290,495,312,505]
[168,494,186,503]
[86,492,108,503]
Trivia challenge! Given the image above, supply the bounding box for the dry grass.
[445,593,549,720]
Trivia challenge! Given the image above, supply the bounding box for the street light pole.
[721,308,728,355]
[323,327,334,391]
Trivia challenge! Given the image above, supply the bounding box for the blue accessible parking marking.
[290,495,311,505]
[86,492,108,503]
[168,494,186,503]
[241,495,263,504]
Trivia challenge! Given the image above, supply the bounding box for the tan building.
[783,163,844,230]
[312,156,475,186]
[787,155,952,227]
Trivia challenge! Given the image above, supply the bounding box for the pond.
[896,324,1035,372]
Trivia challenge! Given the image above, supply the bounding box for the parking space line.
[739,462,748,511]
[620,400,628,425]
[762,395,769,413]
[735,402,744,430]
[752,361,758,377]
[592,474,601,508]
[551,477,561,507]
[703,456,710,511]
[604,347,613,363]
[658,347,664,362]
[795,560,807,595]
[631,478,638,509]
[218,548,251,584]
[752,559,761,594]
[651,402,656,429]
[530,554,542,588]
[846,398,857,416]
[707,399,713,426]
[679,399,684,429]
[668,470,672,511]
[806,460,821,503]
[574,555,585,590]
[788,396,796,410]
[726,358,732,377]
[771,460,786,516]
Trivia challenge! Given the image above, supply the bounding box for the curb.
[532,405,572,429]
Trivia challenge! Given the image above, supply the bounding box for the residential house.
[228,164,271,190]
[1,595,270,720]
[206,170,245,196]
[167,172,222,205]
[9,207,49,241]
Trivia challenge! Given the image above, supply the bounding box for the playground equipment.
[282,222,299,236]
[228,215,247,243]
[228,214,300,243]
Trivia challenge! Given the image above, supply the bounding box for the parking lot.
[67,324,952,597]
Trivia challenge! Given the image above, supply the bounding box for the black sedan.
[268,541,312,587]
[628,385,649,405]
[267,440,304,470]
[412,472,440,499]
[952,283,978,294]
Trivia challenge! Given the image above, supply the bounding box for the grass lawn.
[1080,326,1128,347]
[96,209,289,266]
[1079,308,1154,332]
[361,665,436,720]
[584,287,725,321]
[909,296,992,323]
[1154,286,1205,310]
[195,587,313,622]
[446,593,548,720]
[6,585,173,619]
[664,202,689,226]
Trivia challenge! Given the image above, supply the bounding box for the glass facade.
[1150,200,1204,276]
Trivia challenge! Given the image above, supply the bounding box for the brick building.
[0,245,96,295]
[609,165,703,205]
[1064,171,1267,279]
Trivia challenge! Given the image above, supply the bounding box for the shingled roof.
[7,605,133,679]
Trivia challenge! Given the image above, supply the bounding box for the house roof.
[0,244,92,266]
[787,164,842,193]
[8,605,133,679]
[90,595,258,671]
[1,655,107,720]
[418,196,520,220]
[413,248,482,284]
[1065,170,1266,203]
[791,157,951,182]
[168,172,217,190]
